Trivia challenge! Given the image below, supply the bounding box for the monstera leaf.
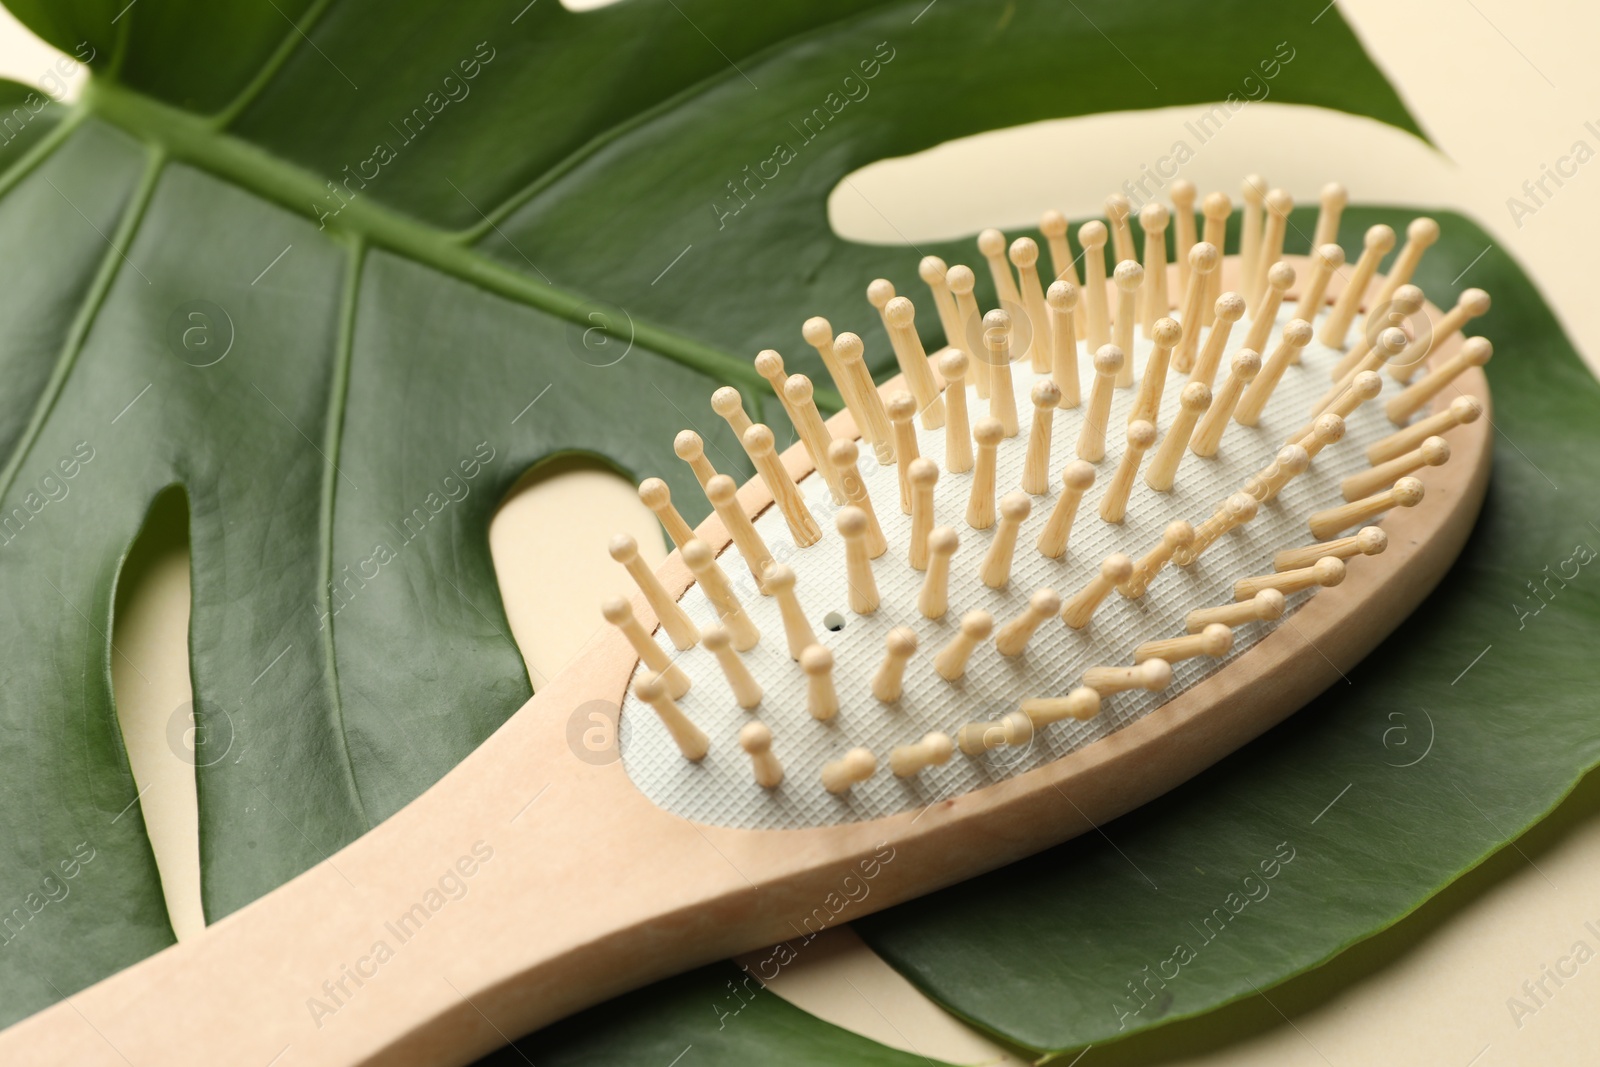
[855,208,1600,1055]
[9,0,1534,1059]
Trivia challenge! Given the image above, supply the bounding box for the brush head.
[608,182,1492,830]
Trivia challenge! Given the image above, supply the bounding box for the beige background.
[10,1,1600,1063]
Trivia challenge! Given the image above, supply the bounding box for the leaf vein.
[317,237,372,830]
[212,0,340,131]
[0,145,164,506]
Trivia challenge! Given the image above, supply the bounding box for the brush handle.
[1,618,925,1067]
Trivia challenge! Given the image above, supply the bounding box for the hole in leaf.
[490,455,663,686]
[110,485,204,940]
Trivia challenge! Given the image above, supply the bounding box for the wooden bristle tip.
[827,439,888,559]
[1010,236,1053,372]
[957,711,1034,757]
[1273,526,1387,573]
[710,386,753,440]
[1312,182,1347,249]
[888,392,921,515]
[968,417,1005,529]
[1366,395,1482,465]
[1190,346,1260,458]
[603,596,691,699]
[1146,382,1211,493]
[1321,223,1396,348]
[1185,589,1286,633]
[1022,379,1061,494]
[885,295,946,429]
[801,644,839,721]
[1021,687,1102,726]
[674,429,718,488]
[1385,337,1493,426]
[706,474,774,590]
[703,624,763,710]
[1234,556,1346,601]
[1309,475,1426,540]
[1340,435,1450,502]
[996,587,1062,656]
[744,423,821,547]
[983,309,1020,436]
[783,374,847,504]
[1189,291,1245,389]
[1046,281,1082,407]
[872,627,918,703]
[919,526,960,619]
[635,672,709,762]
[1061,553,1133,629]
[821,747,876,794]
[682,539,759,651]
[1112,260,1143,388]
[938,349,974,473]
[764,562,816,659]
[837,506,881,614]
[1134,623,1234,665]
[639,476,694,551]
[1038,460,1095,559]
[1078,344,1123,462]
[934,610,993,680]
[739,721,783,788]
[980,492,1032,588]
[1079,221,1111,351]
[832,331,894,463]
[978,227,1022,310]
[1100,420,1156,524]
[890,732,954,778]
[611,533,698,650]
[1083,659,1172,696]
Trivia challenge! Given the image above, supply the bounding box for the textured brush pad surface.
[621,307,1404,830]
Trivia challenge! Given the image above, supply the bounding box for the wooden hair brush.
[2,178,1491,1066]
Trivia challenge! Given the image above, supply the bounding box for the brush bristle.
[607,178,1486,827]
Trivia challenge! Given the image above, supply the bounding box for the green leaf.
[473,962,960,1067]
[0,0,1426,1039]
[855,210,1600,1056]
